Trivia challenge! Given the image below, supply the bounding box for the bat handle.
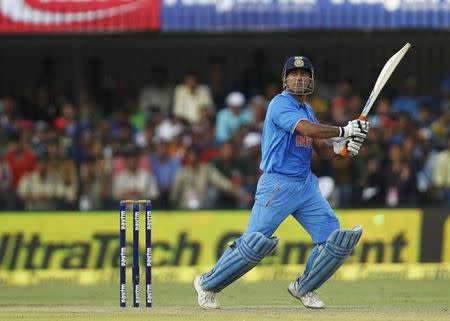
[340,114,366,157]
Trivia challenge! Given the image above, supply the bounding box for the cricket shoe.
[194,275,220,310]
[288,280,326,309]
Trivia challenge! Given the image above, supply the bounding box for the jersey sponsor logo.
[295,135,312,148]
[0,0,143,24]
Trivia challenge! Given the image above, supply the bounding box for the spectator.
[347,93,363,119]
[135,120,156,151]
[3,131,36,192]
[264,81,281,101]
[198,124,219,163]
[416,138,438,197]
[53,101,78,137]
[242,132,263,196]
[216,92,252,143]
[110,108,137,142]
[392,76,424,119]
[330,97,349,126]
[433,137,450,205]
[0,67,448,211]
[0,95,20,139]
[308,93,329,123]
[368,98,396,131]
[0,157,14,209]
[389,112,415,145]
[360,158,385,205]
[207,57,229,109]
[138,67,173,116]
[46,140,78,209]
[79,157,112,211]
[150,142,181,207]
[384,144,417,206]
[417,104,434,129]
[170,146,249,209]
[29,121,49,158]
[431,111,449,147]
[167,129,191,161]
[127,96,146,131]
[192,105,215,138]
[113,148,159,201]
[334,78,353,101]
[17,153,65,210]
[212,142,247,207]
[330,155,354,207]
[155,117,184,143]
[79,88,101,126]
[93,119,113,145]
[173,71,214,124]
[248,95,267,132]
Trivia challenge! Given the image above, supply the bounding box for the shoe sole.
[287,287,325,309]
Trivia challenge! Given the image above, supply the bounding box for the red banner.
[0,0,160,33]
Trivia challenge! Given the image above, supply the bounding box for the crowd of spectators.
[0,67,448,211]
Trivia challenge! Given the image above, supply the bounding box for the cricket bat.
[341,43,411,157]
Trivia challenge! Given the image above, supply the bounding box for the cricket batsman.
[194,56,369,309]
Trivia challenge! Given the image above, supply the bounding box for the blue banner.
[162,0,450,31]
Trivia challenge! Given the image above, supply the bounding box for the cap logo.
[294,58,304,67]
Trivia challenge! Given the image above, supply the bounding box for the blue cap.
[283,56,314,76]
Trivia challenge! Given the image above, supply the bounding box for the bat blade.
[360,43,411,118]
[341,43,411,157]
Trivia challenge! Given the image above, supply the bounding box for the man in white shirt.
[17,154,65,210]
[138,67,174,116]
[113,149,159,201]
[173,71,214,124]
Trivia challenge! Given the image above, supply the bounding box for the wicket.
[119,200,152,308]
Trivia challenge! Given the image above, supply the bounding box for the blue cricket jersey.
[260,91,318,178]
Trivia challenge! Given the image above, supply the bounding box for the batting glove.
[339,119,370,139]
[333,137,364,157]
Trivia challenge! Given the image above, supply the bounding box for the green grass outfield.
[0,280,449,321]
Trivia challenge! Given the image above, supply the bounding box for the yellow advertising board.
[0,209,426,284]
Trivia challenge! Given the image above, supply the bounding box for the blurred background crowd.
[0,66,448,211]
